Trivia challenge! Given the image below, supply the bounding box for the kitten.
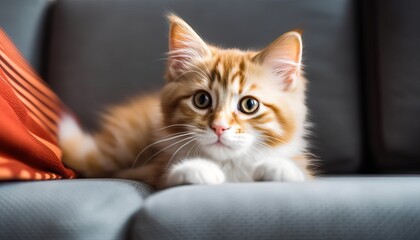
[59,15,313,189]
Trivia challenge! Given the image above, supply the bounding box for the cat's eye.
[193,91,212,109]
[239,96,259,114]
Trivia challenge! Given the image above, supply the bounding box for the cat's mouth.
[209,139,232,149]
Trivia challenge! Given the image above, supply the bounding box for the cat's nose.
[211,124,230,137]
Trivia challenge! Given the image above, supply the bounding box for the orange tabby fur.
[59,15,313,189]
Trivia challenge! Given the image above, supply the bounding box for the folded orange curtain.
[0,28,75,180]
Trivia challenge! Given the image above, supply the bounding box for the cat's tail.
[58,115,116,177]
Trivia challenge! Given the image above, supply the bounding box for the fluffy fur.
[59,15,314,189]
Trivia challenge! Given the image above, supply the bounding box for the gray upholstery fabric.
[368,0,420,171]
[47,0,361,174]
[0,179,153,240]
[0,0,51,75]
[132,177,420,240]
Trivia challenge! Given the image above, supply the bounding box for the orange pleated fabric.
[0,28,75,180]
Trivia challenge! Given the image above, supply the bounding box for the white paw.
[166,158,225,187]
[252,159,305,182]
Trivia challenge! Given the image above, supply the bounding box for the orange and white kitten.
[59,15,313,189]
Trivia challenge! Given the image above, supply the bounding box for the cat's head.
[160,15,307,160]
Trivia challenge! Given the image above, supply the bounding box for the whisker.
[193,143,200,157]
[186,142,198,159]
[164,131,193,138]
[153,124,199,132]
[152,56,169,63]
[131,132,195,168]
[166,138,197,169]
[138,136,196,168]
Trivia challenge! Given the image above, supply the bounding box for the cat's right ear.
[167,14,211,79]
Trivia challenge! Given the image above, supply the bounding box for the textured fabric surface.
[47,0,362,174]
[0,29,75,180]
[367,0,420,171]
[0,0,51,74]
[0,179,153,240]
[133,177,420,240]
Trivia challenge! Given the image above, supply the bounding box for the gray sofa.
[1,0,420,239]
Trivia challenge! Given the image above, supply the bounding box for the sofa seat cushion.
[0,179,153,240]
[132,177,420,240]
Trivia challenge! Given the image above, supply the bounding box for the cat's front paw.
[252,159,305,182]
[165,158,225,187]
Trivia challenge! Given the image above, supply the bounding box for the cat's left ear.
[253,31,302,90]
[167,14,211,79]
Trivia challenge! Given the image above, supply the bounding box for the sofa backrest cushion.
[366,0,420,172]
[0,0,51,75]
